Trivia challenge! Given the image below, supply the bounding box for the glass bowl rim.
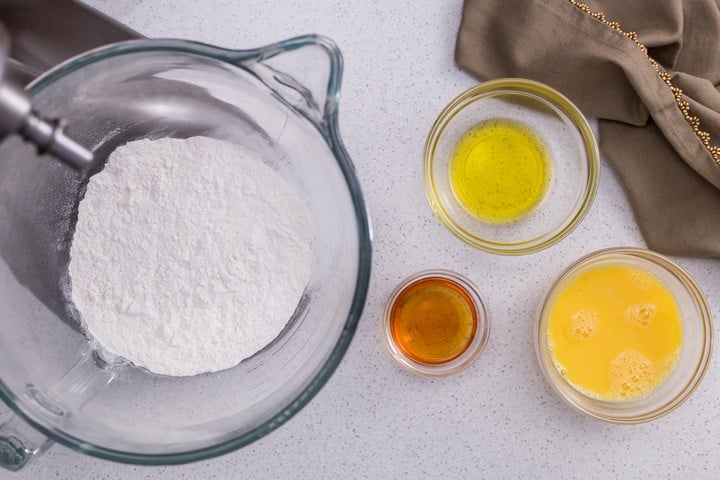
[534,247,713,424]
[382,269,491,377]
[0,35,373,465]
[423,77,600,255]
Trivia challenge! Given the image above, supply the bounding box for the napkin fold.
[456,0,720,257]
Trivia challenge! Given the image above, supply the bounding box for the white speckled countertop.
[3,1,720,478]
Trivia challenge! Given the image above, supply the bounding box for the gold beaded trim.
[569,0,720,165]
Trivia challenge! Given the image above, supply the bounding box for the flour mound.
[70,137,313,376]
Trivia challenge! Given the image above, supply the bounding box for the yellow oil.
[547,264,683,401]
[449,118,551,223]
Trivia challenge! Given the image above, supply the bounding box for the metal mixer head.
[0,22,93,169]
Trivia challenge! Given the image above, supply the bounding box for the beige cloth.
[456,0,720,257]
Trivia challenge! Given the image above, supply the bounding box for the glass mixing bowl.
[0,35,371,468]
[424,79,599,255]
[535,248,712,423]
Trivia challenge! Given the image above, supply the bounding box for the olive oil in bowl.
[449,118,551,224]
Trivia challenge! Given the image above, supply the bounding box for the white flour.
[69,137,313,376]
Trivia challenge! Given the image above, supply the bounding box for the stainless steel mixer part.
[0,22,93,169]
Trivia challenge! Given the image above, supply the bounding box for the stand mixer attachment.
[0,22,93,169]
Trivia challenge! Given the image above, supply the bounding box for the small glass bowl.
[383,270,490,377]
[535,248,713,423]
[424,78,599,255]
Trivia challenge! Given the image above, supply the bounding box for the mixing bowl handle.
[0,349,118,471]
[233,34,344,139]
[0,414,52,471]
